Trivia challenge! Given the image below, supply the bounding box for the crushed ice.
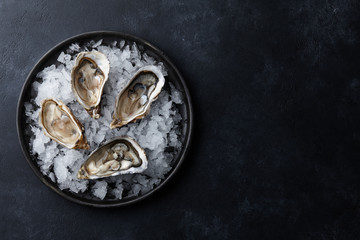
[24,40,184,200]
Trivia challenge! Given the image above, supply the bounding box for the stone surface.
[2,0,360,239]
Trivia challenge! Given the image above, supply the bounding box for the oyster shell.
[77,136,147,179]
[110,66,165,128]
[39,98,89,149]
[71,51,110,118]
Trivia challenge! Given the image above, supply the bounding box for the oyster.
[71,51,110,118]
[110,66,165,128]
[39,98,89,149]
[77,136,147,179]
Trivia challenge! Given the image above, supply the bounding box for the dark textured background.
[2,0,360,239]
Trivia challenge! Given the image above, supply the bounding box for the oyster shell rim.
[110,65,165,129]
[38,98,90,150]
[77,136,148,180]
[70,50,110,119]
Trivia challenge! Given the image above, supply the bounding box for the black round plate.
[16,31,193,207]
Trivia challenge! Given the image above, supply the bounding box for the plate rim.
[16,31,194,207]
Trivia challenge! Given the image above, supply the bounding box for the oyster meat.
[71,51,110,118]
[39,98,89,149]
[77,136,147,179]
[110,66,165,128]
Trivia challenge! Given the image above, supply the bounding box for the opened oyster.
[71,51,110,118]
[77,136,147,179]
[110,66,165,128]
[39,98,89,149]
